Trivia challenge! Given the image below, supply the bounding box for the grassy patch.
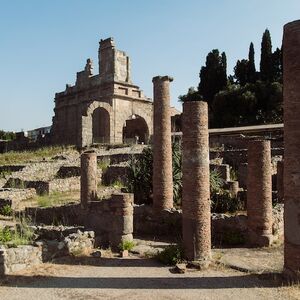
[0,204,13,216]
[0,146,76,165]
[97,160,109,172]
[0,218,34,247]
[34,191,79,208]
[0,170,12,178]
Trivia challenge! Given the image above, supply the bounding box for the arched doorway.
[122,115,149,144]
[92,107,110,143]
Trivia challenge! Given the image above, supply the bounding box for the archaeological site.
[0,12,300,300]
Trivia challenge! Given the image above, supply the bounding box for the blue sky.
[0,0,299,131]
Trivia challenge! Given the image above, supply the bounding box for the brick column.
[247,140,273,247]
[152,76,173,211]
[80,150,97,208]
[283,20,300,281]
[109,193,134,250]
[182,101,211,263]
[277,160,284,203]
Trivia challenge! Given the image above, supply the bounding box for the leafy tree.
[234,59,249,86]
[260,29,273,81]
[272,47,282,82]
[178,87,202,102]
[247,42,256,83]
[0,130,16,141]
[198,49,227,107]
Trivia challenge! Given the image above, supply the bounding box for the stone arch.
[122,114,150,144]
[80,101,113,147]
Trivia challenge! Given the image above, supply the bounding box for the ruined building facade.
[51,38,153,147]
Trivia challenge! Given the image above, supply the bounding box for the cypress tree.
[260,29,273,81]
[248,42,256,83]
[198,49,227,107]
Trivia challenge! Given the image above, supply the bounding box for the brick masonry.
[283,20,300,281]
[247,140,273,247]
[182,101,211,262]
[80,151,97,208]
[152,76,174,211]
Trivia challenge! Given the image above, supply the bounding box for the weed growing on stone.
[35,191,79,207]
[118,240,135,251]
[0,204,13,216]
[97,160,109,172]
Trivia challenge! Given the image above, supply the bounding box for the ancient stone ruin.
[51,38,153,147]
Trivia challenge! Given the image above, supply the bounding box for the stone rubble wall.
[0,188,36,209]
[0,245,42,276]
[25,193,134,250]
[133,204,284,246]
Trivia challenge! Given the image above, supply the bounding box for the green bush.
[156,244,183,266]
[211,190,244,213]
[118,240,135,251]
[0,204,13,216]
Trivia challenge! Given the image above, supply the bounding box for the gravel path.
[0,256,299,300]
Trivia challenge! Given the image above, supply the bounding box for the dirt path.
[0,256,299,300]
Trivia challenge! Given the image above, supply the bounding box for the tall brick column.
[152,76,173,211]
[283,20,300,281]
[247,140,273,247]
[182,101,211,263]
[80,150,97,208]
[277,160,284,203]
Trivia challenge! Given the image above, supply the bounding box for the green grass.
[0,218,34,247]
[0,170,12,178]
[97,160,109,171]
[34,191,79,208]
[0,145,76,165]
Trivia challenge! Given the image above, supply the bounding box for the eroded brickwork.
[247,140,273,247]
[182,101,211,262]
[80,151,97,208]
[283,20,300,281]
[152,76,174,211]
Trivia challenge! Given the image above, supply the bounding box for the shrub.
[0,204,13,216]
[118,240,135,251]
[156,244,183,266]
[211,190,244,213]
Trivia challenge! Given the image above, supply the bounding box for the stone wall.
[25,193,133,250]
[0,245,42,276]
[133,205,284,246]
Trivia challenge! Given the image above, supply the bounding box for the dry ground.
[0,254,299,300]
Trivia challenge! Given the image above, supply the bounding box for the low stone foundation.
[25,193,134,250]
[0,245,42,275]
[133,204,284,246]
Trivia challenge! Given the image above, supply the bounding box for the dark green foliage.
[212,81,282,128]
[247,42,256,83]
[0,205,13,216]
[127,147,153,204]
[210,169,224,193]
[260,29,273,81]
[156,244,183,265]
[234,59,249,86]
[127,144,183,205]
[0,130,16,141]
[198,49,227,107]
[272,47,282,82]
[178,87,202,102]
[211,191,244,213]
